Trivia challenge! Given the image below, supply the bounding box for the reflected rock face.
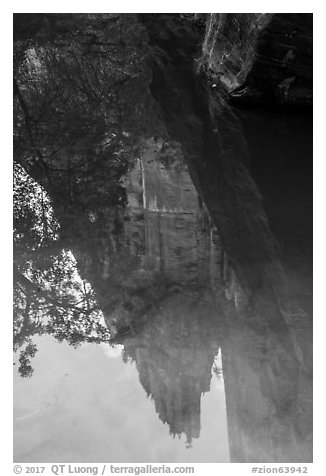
[118,292,221,446]
[128,140,223,286]
[108,143,312,463]
[221,319,312,463]
[99,141,225,447]
[13,132,312,463]
[101,140,228,339]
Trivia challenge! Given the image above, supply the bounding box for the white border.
[3,3,322,473]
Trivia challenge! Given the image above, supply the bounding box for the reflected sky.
[14,335,229,463]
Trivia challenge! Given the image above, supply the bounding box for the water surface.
[14,335,229,462]
[13,114,312,464]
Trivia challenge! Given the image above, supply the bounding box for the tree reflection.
[13,14,153,376]
[13,251,111,377]
[13,14,151,181]
[13,164,111,377]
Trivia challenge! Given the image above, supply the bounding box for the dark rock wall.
[139,14,289,327]
[222,318,312,463]
[239,13,313,106]
[202,13,313,106]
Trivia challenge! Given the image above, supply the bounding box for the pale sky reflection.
[14,335,230,463]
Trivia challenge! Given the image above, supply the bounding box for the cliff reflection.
[222,318,312,462]
[105,140,312,461]
[13,137,312,463]
[117,293,221,447]
[109,290,312,461]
